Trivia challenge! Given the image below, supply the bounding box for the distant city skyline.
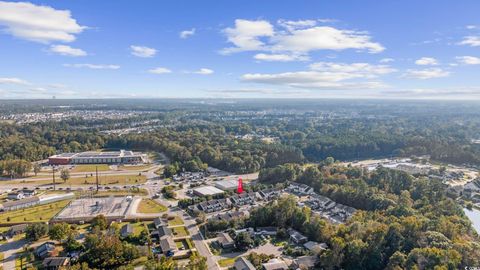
[1,1,480,99]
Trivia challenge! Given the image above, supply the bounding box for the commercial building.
[215,179,239,191]
[48,150,146,165]
[192,186,225,197]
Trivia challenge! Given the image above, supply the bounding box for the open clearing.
[137,199,167,213]
[70,164,110,173]
[0,200,71,224]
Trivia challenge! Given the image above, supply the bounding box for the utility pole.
[52,165,56,191]
[96,166,99,193]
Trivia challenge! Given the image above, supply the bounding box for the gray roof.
[159,236,176,252]
[42,257,70,267]
[217,232,234,245]
[2,196,39,208]
[157,225,172,237]
[234,257,256,270]
[121,224,133,235]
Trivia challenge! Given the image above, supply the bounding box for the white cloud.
[379,58,394,63]
[222,19,274,54]
[456,56,480,65]
[459,36,480,47]
[404,68,450,79]
[241,62,394,89]
[193,68,214,75]
[63,63,120,69]
[254,53,308,62]
[415,57,438,66]
[0,77,30,85]
[221,19,384,58]
[180,28,195,39]
[148,67,172,74]
[49,45,87,56]
[466,25,477,30]
[0,1,85,43]
[277,19,317,31]
[130,45,157,58]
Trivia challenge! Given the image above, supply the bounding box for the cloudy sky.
[1,0,480,99]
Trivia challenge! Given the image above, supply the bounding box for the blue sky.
[1,0,480,99]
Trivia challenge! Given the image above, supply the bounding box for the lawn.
[167,215,184,226]
[0,174,147,186]
[172,226,189,237]
[137,199,167,214]
[118,165,154,171]
[70,164,110,173]
[0,200,71,224]
[218,257,237,267]
[93,188,148,197]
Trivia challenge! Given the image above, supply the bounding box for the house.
[35,242,56,259]
[262,258,289,270]
[286,183,314,195]
[234,257,256,270]
[217,232,235,249]
[255,227,277,236]
[197,198,229,213]
[212,210,249,222]
[42,257,70,270]
[153,217,163,229]
[23,189,36,197]
[258,188,281,201]
[303,241,327,253]
[7,224,27,237]
[7,191,24,200]
[289,229,308,244]
[159,236,177,256]
[230,192,258,206]
[152,225,172,241]
[120,224,133,238]
[292,255,319,269]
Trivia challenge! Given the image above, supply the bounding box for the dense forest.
[1,99,480,175]
[254,163,480,269]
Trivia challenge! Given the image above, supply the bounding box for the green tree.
[49,222,72,242]
[25,223,48,241]
[60,168,70,182]
[91,214,108,230]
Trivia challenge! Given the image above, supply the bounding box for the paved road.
[144,183,219,270]
[0,238,27,270]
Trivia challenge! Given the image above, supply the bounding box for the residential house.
[7,224,27,237]
[292,255,319,270]
[159,235,177,256]
[217,232,235,249]
[229,192,258,206]
[262,258,289,270]
[234,257,256,270]
[7,191,24,200]
[153,217,163,229]
[23,189,36,197]
[120,224,133,238]
[303,241,327,253]
[42,257,70,270]
[255,227,277,236]
[35,242,56,259]
[289,229,308,244]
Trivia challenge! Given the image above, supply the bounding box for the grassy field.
[93,188,149,197]
[0,173,147,186]
[167,215,184,226]
[137,199,167,213]
[118,165,154,171]
[70,164,110,173]
[218,257,237,267]
[0,200,71,224]
[172,226,189,237]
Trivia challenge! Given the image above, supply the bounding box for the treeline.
[106,127,303,174]
[253,164,480,269]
